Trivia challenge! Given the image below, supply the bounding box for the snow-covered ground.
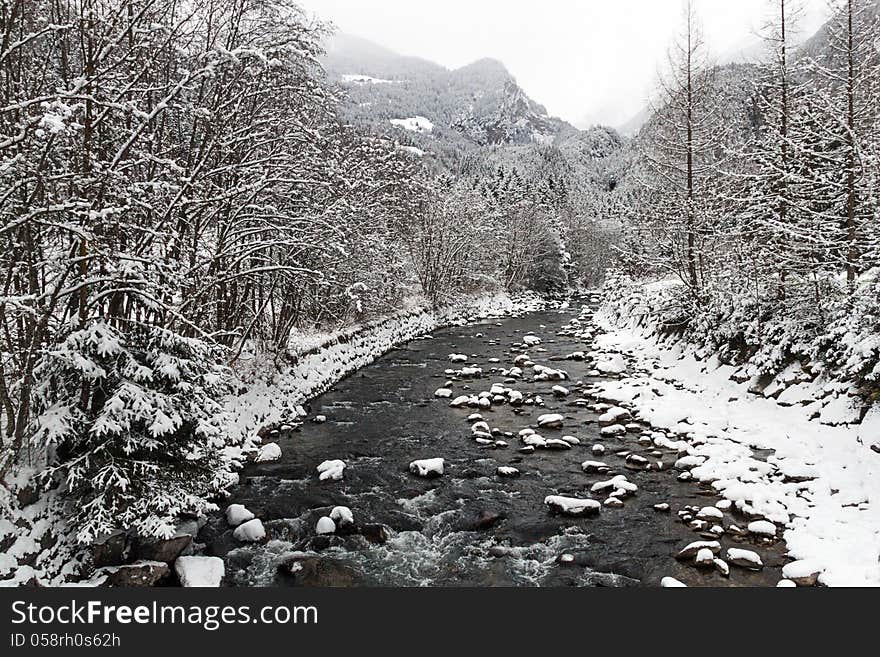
[341,74,394,85]
[390,116,434,133]
[591,298,880,586]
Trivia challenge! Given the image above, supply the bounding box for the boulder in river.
[600,424,626,437]
[233,518,266,543]
[317,459,346,482]
[675,540,721,561]
[782,559,822,586]
[537,413,564,429]
[696,506,723,521]
[283,557,363,587]
[604,496,624,508]
[581,460,610,474]
[316,517,336,535]
[544,495,601,517]
[330,506,354,528]
[552,385,570,397]
[726,548,763,571]
[625,454,650,470]
[598,406,631,426]
[472,511,505,531]
[661,576,687,587]
[409,458,444,478]
[747,520,776,537]
[175,556,225,587]
[360,524,391,545]
[226,504,255,527]
[255,442,282,463]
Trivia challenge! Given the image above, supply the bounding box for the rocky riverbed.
[197,298,791,587]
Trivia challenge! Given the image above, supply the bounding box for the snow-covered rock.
[175,556,225,587]
[233,518,266,543]
[255,442,282,463]
[726,548,763,570]
[317,459,346,482]
[675,540,721,560]
[448,353,468,363]
[330,506,354,527]
[225,504,254,527]
[537,413,564,429]
[661,576,687,587]
[747,520,776,537]
[497,466,520,477]
[598,406,630,426]
[434,388,453,398]
[316,516,336,535]
[782,559,823,586]
[544,495,601,517]
[552,385,570,397]
[696,506,723,521]
[409,458,444,478]
[695,548,715,566]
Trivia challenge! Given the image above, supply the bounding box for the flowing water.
[198,301,788,587]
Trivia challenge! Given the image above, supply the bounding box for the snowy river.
[197,301,788,586]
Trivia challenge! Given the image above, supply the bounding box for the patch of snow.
[390,116,433,133]
[175,556,225,587]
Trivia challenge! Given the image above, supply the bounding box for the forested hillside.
[608,0,880,412]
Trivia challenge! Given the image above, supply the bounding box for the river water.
[197,301,787,586]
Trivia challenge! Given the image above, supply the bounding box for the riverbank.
[589,286,880,586]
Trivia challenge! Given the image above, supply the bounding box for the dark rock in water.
[90,530,131,568]
[473,511,505,531]
[307,535,334,552]
[95,561,170,587]
[283,557,363,587]
[488,546,511,558]
[134,519,201,563]
[359,524,391,545]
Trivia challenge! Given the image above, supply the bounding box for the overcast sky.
[298,0,830,128]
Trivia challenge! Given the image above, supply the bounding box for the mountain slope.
[321,33,578,159]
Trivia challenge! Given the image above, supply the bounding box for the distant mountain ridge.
[321,33,578,158]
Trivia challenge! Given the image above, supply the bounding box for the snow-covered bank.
[590,286,880,586]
